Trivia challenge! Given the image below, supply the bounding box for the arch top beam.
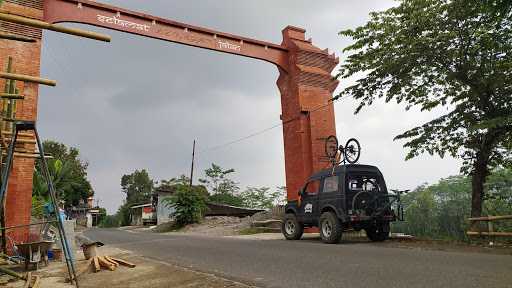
[43,0,289,71]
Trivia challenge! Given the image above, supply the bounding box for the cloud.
[38,0,460,213]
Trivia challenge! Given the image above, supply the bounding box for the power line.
[197,93,350,154]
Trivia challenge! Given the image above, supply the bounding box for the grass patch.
[239,227,279,235]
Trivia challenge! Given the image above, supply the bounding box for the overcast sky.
[38,0,461,213]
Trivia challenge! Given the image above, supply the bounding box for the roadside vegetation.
[393,168,512,241]
[32,140,100,219]
[101,163,284,227]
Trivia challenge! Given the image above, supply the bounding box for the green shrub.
[99,215,121,228]
[164,185,207,227]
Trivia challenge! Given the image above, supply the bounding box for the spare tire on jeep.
[282,213,304,240]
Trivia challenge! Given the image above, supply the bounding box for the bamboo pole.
[466,231,512,237]
[0,72,56,86]
[0,32,35,42]
[3,138,35,144]
[2,130,33,137]
[0,13,111,42]
[1,152,52,159]
[0,93,24,99]
[468,215,512,221]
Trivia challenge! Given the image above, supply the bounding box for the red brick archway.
[0,0,338,242]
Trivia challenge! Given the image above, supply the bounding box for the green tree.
[393,168,512,240]
[339,0,512,217]
[240,187,282,209]
[199,164,243,206]
[120,169,153,205]
[33,141,93,208]
[163,185,207,227]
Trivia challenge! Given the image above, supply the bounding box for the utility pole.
[189,140,196,187]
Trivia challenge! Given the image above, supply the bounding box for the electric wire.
[197,93,350,154]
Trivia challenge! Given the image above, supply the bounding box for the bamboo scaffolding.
[466,231,512,237]
[468,215,512,221]
[0,72,56,86]
[2,137,36,144]
[2,130,33,137]
[0,31,35,42]
[0,93,24,99]
[0,13,111,42]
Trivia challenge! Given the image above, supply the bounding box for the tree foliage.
[163,185,207,227]
[393,168,512,240]
[240,187,283,209]
[121,169,153,205]
[33,140,93,210]
[339,0,512,216]
[199,163,242,206]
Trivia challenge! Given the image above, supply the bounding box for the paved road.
[85,228,512,288]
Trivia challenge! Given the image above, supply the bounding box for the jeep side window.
[304,179,320,195]
[323,176,338,193]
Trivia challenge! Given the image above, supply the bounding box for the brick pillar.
[278,26,339,201]
[0,0,43,244]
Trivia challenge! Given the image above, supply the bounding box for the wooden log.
[466,231,512,237]
[0,31,36,42]
[31,275,41,288]
[0,13,111,42]
[104,256,119,267]
[0,93,24,100]
[3,138,36,144]
[110,257,136,268]
[97,256,115,271]
[93,256,100,273]
[0,266,26,280]
[468,215,512,221]
[1,152,52,159]
[2,130,34,137]
[23,272,31,288]
[0,72,56,87]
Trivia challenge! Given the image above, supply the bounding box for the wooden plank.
[467,231,512,237]
[104,256,119,267]
[23,272,31,288]
[0,266,26,280]
[110,257,136,268]
[468,215,512,221]
[31,275,41,288]
[2,131,34,138]
[97,256,115,271]
[93,256,100,272]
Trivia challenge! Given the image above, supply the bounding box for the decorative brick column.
[0,0,43,243]
[278,26,339,201]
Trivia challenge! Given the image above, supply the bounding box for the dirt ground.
[1,246,253,288]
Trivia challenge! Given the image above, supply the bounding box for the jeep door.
[319,174,343,218]
[299,179,321,225]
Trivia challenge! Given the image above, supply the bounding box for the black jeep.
[282,164,403,244]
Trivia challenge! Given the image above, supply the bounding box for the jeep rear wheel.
[319,211,342,244]
[282,213,303,240]
[365,223,390,242]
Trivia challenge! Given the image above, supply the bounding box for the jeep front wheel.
[282,213,304,240]
[319,211,342,244]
